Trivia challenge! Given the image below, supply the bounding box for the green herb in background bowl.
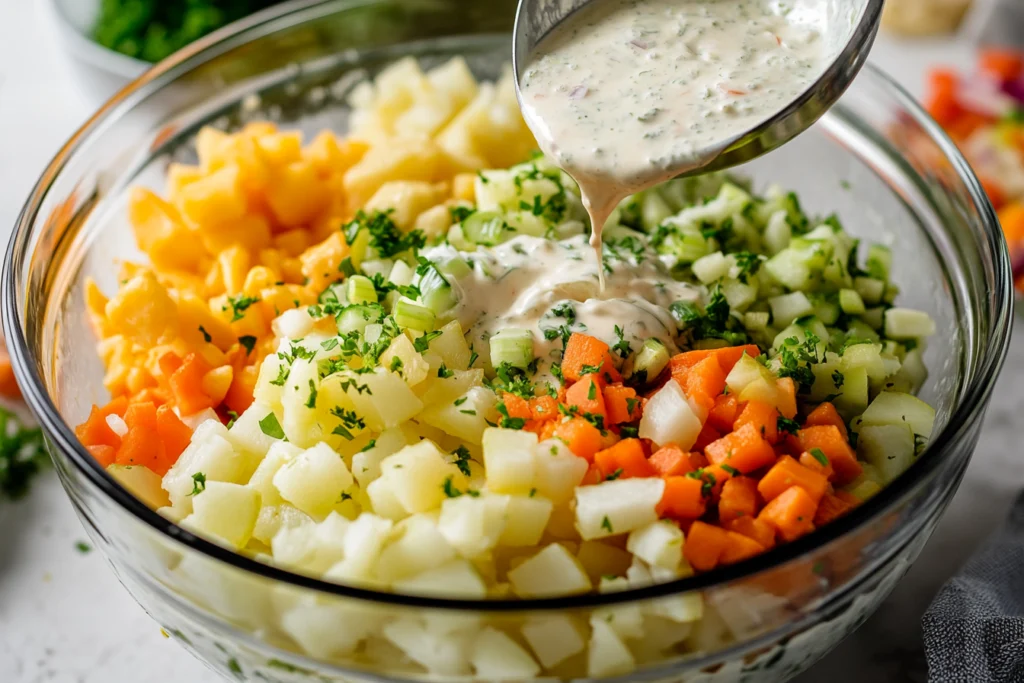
[92,0,285,63]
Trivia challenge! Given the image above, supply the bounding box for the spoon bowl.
[512,0,884,176]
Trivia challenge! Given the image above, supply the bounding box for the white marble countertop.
[0,3,1019,681]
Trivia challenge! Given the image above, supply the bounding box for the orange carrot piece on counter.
[708,393,740,432]
[718,476,760,523]
[684,520,731,572]
[758,485,818,542]
[554,417,604,462]
[603,384,640,424]
[803,402,847,439]
[793,425,861,485]
[704,422,777,474]
[720,531,766,565]
[594,438,654,480]
[726,516,777,549]
[757,455,829,504]
[734,400,780,444]
[562,333,620,383]
[565,374,607,419]
[979,48,1024,82]
[649,444,695,477]
[658,475,708,520]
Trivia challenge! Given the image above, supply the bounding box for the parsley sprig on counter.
[0,407,48,502]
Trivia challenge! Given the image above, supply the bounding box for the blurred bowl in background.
[43,0,149,104]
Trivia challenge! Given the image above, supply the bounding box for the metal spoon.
[512,0,884,176]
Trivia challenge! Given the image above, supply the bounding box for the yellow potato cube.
[304,131,369,177]
[343,139,456,209]
[255,131,303,167]
[178,165,248,228]
[242,266,278,297]
[196,127,230,170]
[128,188,200,272]
[105,271,179,345]
[202,365,234,404]
[272,229,310,257]
[299,232,349,292]
[452,174,476,202]
[265,161,331,228]
[413,204,453,239]
[199,212,272,254]
[84,278,110,338]
[167,163,204,198]
[173,291,236,350]
[217,246,251,296]
[364,181,449,230]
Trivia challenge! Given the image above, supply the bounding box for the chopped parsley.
[777,416,801,436]
[225,410,239,429]
[495,401,526,430]
[75,541,92,554]
[451,446,473,476]
[198,325,212,343]
[412,330,443,353]
[437,364,454,379]
[606,468,624,481]
[611,325,631,359]
[330,407,365,440]
[188,472,207,496]
[601,516,614,533]
[305,379,318,409]
[0,407,48,501]
[831,369,845,388]
[670,284,748,345]
[227,294,259,322]
[809,448,830,467]
[258,414,285,440]
[238,335,256,355]
[343,210,425,259]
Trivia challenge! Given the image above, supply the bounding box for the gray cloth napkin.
[922,491,1024,682]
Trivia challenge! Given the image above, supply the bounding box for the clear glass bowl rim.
[2,0,1013,613]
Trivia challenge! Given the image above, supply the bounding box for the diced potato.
[271,513,348,573]
[575,478,665,541]
[438,493,509,558]
[107,465,170,509]
[381,334,430,387]
[483,428,537,494]
[104,271,179,345]
[343,139,454,210]
[163,420,254,508]
[587,618,636,678]
[498,495,553,547]
[379,440,468,515]
[376,513,457,583]
[252,504,312,545]
[365,477,409,522]
[507,543,591,598]
[533,438,588,504]
[365,181,448,230]
[382,619,472,676]
[627,520,684,571]
[521,615,587,669]
[418,386,495,445]
[428,320,472,370]
[577,540,633,583]
[246,441,301,506]
[392,558,488,599]
[280,602,382,660]
[350,368,424,431]
[182,482,260,549]
[325,513,393,583]
[470,628,541,680]
[639,380,703,449]
[351,427,408,488]
[273,442,354,519]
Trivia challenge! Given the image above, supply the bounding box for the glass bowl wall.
[3,0,1011,681]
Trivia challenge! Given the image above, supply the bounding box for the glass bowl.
[2,0,1012,681]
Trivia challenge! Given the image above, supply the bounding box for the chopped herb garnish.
[75,541,92,554]
[189,472,207,496]
[451,446,473,476]
[305,379,318,409]
[601,516,614,533]
[611,325,631,359]
[413,330,443,353]
[809,448,830,467]
[238,335,256,355]
[606,468,624,481]
[259,414,285,440]
[227,294,259,322]
[198,325,212,343]
[777,416,801,436]
[330,407,365,440]
[437,364,454,379]
[225,410,239,429]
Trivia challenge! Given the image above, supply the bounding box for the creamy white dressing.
[426,234,698,382]
[519,0,831,271]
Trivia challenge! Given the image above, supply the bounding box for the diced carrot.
[688,451,709,470]
[669,345,761,376]
[562,333,621,383]
[87,444,117,467]
[603,384,640,424]
[814,491,857,526]
[979,47,1023,82]
[538,420,558,442]
[501,393,533,421]
[124,401,158,432]
[757,455,829,504]
[678,356,726,411]
[594,438,654,480]
[158,351,183,379]
[649,444,694,477]
[115,423,166,472]
[157,405,193,462]
[75,405,123,450]
[658,475,708,520]
[758,485,818,542]
[718,476,760,523]
[803,402,847,439]
[726,516,777,549]
[708,393,740,432]
[683,520,731,572]
[168,353,216,416]
[704,422,777,474]
[581,463,603,486]
[775,378,797,419]
[0,347,21,399]
[720,531,766,565]
[693,421,722,451]
[565,374,607,419]
[529,394,559,421]
[702,463,735,501]
[224,364,258,414]
[734,400,780,444]
[553,417,604,462]
[793,425,862,485]
[799,450,835,479]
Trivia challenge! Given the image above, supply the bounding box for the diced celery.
[360,259,393,279]
[346,275,377,305]
[641,191,673,230]
[845,320,880,343]
[463,211,513,246]
[769,292,813,327]
[394,298,436,332]
[437,256,473,281]
[743,311,770,331]
[417,264,456,314]
[692,252,732,284]
[860,391,936,437]
[834,365,868,417]
[884,308,936,340]
[490,328,535,369]
[811,297,840,326]
[763,210,792,255]
[860,307,886,331]
[866,244,892,281]
[388,260,415,288]
[659,229,708,264]
[632,339,669,384]
[883,283,900,305]
[857,423,915,484]
[853,276,885,305]
[337,304,385,336]
[720,279,757,311]
[446,224,474,251]
[839,289,866,315]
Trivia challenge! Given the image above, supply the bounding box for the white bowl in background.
[43,0,149,104]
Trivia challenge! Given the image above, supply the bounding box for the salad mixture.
[73,57,936,675]
[923,47,1024,287]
